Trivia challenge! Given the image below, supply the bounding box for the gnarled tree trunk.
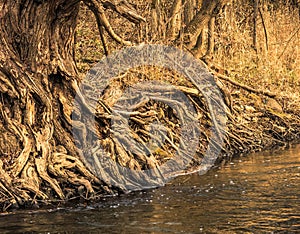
[0,0,105,209]
[0,0,232,210]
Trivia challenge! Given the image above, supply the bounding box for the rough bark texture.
[167,0,182,40]
[183,0,229,47]
[0,0,106,209]
[205,16,215,57]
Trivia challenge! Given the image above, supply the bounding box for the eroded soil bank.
[1,61,300,211]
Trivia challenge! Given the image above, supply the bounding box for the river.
[1,145,300,233]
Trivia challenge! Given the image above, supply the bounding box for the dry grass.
[75,1,300,100]
[213,2,300,98]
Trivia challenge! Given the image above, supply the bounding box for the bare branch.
[84,0,132,45]
[99,25,109,55]
[258,6,268,51]
[102,0,146,24]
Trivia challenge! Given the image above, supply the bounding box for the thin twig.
[84,0,132,46]
[99,25,109,56]
[278,26,300,60]
[211,70,277,98]
[258,7,268,51]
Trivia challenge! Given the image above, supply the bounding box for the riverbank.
[72,2,300,171]
[71,0,300,203]
[1,1,299,211]
[1,142,299,233]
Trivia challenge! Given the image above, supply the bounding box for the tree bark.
[167,0,182,40]
[205,16,215,58]
[183,0,229,48]
[0,0,103,208]
[151,0,164,39]
[183,0,197,24]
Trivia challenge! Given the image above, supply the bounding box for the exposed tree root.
[1,62,300,210]
[1,0,300,211]
[84,0,145,46]
[212,70,277,98]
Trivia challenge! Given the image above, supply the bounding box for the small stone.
[265,98,283,112]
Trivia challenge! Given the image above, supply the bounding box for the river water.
[1,145,300,233]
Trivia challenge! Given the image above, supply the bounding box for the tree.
[0,0,244,209]
[1,0,299,210]
[150,0,230,57]
[0,0,151,208]
[0,0,83,207]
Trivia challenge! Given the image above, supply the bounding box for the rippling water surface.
[1,145,300,233]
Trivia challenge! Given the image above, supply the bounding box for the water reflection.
[1,145,300,233]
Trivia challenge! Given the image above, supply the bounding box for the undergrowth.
[75,1,299,100]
